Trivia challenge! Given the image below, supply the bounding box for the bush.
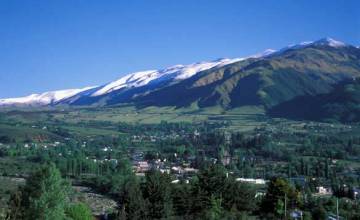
[66,202,93,220]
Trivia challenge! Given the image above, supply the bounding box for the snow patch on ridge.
[91,49,277,97]
[285,37,346,50]
[315,37,346,47]
[91,58,245,97]
[0,87,96,106]
[92,70,158,96]
[251,49,277,58]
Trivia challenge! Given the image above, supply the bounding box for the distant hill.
[268,78,360,122]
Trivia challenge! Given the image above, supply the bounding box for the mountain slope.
[56,57,254,106]
[0,58,248,107]
[133,38,360,109]
[51,51,276,106]
[268,78,360,122]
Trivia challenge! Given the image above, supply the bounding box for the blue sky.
[0,0,359,98]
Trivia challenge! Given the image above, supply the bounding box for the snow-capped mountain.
[0,37,356,108]
[312,37,346,47]
[283,37,347,51]
[89,49,281,98]
[0,87,96,107]
[0,48,276,107]
[90,57,246,97]
[79,37,347,97]
[260,37,348,59]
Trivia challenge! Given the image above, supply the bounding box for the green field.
[1,104,358,142]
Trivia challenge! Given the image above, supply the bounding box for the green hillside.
[134,44,360,111]
[269,78,360,122]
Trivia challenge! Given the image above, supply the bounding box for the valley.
[1,1,359,219]
[1,38,360,219]
[0,106,359,219]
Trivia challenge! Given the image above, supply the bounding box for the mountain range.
[1,37,360,122]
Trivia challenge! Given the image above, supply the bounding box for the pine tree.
[143,170,173,219]
[223,181,256,212]
[7,163,70,220]
[120,177,148,220]
[205,196,223,220]
[260,177,299,215]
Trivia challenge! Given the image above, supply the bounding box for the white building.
[316,186,332,195]
[236,178,266,185]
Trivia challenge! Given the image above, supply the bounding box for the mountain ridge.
[1,37,360,123]
[131,38,360,110]
[0,48,278,107]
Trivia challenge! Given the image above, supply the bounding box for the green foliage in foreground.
[0,119,359,219]
[6,163,69,220]
[116,165,257,220]
[65,202,93,220]
[3,161,360,220]
[260,177,299,217]
[6,164,92,220]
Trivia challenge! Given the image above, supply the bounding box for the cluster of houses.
[131,132,191,143]
[130,150,199,181]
